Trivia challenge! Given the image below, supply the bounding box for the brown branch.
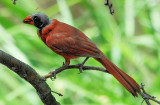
[44,64,160,105]
[104,0,114,15]
[0,50,60,105]
[43,64,109,79]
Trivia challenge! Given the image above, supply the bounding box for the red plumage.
[23,13,140,96]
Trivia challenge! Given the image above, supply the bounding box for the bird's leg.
[78,57,89,73]
[62,58,70,66]
[65,58,70,65]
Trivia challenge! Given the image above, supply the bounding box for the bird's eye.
[34,16,39,20]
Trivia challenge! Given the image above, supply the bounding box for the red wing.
[46,33,103,58]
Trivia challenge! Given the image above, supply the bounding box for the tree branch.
[0,50,60,105]
[43,64,109,79]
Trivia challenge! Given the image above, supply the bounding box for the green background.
[0,0,160,105]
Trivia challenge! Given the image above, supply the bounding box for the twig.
[78,57,89,73]
[43,64,109,79]
[139,83,160,105]
[0,50,60,105]
[51,91,63,96]
[104,0,114,15]
[11,0,17,5]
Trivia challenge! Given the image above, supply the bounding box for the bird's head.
[23,13,49,29]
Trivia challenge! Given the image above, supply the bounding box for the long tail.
[95,55,140,97]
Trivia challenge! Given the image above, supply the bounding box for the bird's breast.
[37,19,58,43]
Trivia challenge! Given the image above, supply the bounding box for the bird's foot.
[52,72,57,79]
[62,62,65,66]
[51,64,68,79]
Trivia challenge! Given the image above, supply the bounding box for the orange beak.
[23,16,34,25]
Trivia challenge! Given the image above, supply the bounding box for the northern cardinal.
[23,13,140,96]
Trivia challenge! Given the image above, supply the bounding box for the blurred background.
[0,0,160,105]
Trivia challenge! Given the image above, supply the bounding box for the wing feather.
[46,22,103,58]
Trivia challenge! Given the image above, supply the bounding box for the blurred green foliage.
[0,0,160,105]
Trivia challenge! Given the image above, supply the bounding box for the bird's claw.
[62,62,68,68]
[53,72,56,79]
[49,72,57,80]
[62,62,65,66]
[50,76,54,80]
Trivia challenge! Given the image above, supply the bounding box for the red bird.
[23,13,140,96]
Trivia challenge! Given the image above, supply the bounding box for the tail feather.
[95,57,140,97]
